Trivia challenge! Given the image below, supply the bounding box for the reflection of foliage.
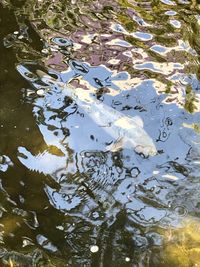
[193,123,200,133]
[117,13,136,32]
[2,0,200,266]
[184,85,198,113]
[190,0,200,10]
[125,35,147,49]
[3,0,200,115]
[183,122,200,134]
[183,18,200,79]
[165,81,173,94]
[8,0,115,31]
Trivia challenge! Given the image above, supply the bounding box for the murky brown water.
[1,0,200,266]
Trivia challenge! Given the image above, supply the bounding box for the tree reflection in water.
[1,0,200,266]
[14,57,200,265]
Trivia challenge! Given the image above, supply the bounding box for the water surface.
[1,0,200,266]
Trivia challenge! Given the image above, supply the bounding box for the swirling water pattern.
[1,0,200,266]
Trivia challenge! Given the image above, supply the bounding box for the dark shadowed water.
[1,0,200,266]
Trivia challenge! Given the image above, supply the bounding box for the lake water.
[1,0,200,266]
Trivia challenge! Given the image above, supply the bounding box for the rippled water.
[1,0,200,266]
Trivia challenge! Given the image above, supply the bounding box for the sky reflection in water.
[1,0,200,266]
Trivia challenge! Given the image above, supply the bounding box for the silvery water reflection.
[16,56,199,227]
[1,0,200,265]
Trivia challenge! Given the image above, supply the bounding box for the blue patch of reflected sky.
[160,0,175,5]
[106,39,132,47]
[150,45,169,54]
[151,41,197,57]
[170,19,181,29]
[165,10,177,16]
[111,23,128,34]
[131,31,153,41]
